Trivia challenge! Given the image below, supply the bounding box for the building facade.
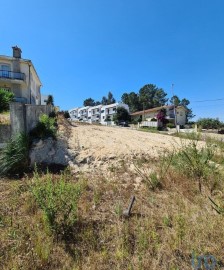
[131,105,187,126]
[69,102,129,125]
[0,46,42,104]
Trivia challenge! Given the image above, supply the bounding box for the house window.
[0,64,10,78]
[113,107,116,111]
[101,110,104,113]
[103,116,105,119]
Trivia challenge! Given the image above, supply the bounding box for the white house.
[131,105,187,126]
[100,102,129,125]
[0,46,42,104]
[69,107,79,120]
[69,102,129,125]
[88,104,102,123]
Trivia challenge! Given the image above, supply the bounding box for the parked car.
[118,121,129,127]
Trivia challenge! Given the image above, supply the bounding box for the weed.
[0,133,30,176]
[30,169,82,236]
[29,114,57,139]
[169,140,218,192]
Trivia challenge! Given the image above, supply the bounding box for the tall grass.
[30,169,82,236]
[0,133,30,176]
[169,139,218,193]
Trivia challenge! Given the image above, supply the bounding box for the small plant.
[30,114,57,139]
[167,123,176,128]
[0,88,14,113]
[0,133,30,176]
[114,202,123,216]
[30,169,82,236]
[170,140,218,192]
[135,166,161,190]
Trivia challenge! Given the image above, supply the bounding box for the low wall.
[10,102,53,137]
[0,125,11,143]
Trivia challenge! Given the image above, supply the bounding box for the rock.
[48,148,56,156]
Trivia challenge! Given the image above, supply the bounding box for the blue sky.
[2,0,224,120]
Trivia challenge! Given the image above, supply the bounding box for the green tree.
[139,84,168,110]
[83,98,95,106]
[121,92,141,113]
[101,96,108,105]
[197,118,223,129]
[107,91,116,104]
[46,95,54,106]
[0,89,14,113]
[101,91,116,105]
[170,95,181,106]
[113,107,130,124]
[170,95,195,122]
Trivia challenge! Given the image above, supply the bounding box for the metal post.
[171,83,178,132]
[123,196,136,217]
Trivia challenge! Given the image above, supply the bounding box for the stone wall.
[30,137,71,166]
[0,125,11,143]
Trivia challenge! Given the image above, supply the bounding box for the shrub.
[167,123,176,128]
[169,140,218,192]
[0,89,14,113]
[30,169,82,235]
[0,133,30,176]
[63,110,70,119]
[151,118,157,122]
[49,111,56,118]
[30,114,57,139]
[197,118,223,129]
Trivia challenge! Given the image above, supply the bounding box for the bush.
[63,110,70,119]
[49,111,56,118]
[30,169,82,235]
[0,89,14,113]
[167,123,176,128]
[197,118,223,129]
[30,114,57,139]
[0,133,30,176]
[169,140,218,192]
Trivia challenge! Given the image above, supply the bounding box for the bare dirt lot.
[68,125,203,167]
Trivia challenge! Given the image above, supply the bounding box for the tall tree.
[107,91,116,104]
[101,91,116,105]
[83,98,95,107]
[170,95,180,106]
[113,107,130,124]
[139,84,168,110]
[121,92,141,113]
[169,95,195,122]
[101,96,108,105]
[46,95,54,106]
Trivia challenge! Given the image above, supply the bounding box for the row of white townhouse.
[69,102,129,125]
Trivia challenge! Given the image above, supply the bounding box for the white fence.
[140,121,161,128]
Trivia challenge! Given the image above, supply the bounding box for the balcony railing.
[0,70,25,81]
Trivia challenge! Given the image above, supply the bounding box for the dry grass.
[1,147,224,270]
[0,112,10,125]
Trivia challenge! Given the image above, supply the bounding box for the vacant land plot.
[69,125,204,162]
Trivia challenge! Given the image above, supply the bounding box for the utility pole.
[171,83,178,130]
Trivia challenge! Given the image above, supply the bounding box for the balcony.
[0,70,25,82]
